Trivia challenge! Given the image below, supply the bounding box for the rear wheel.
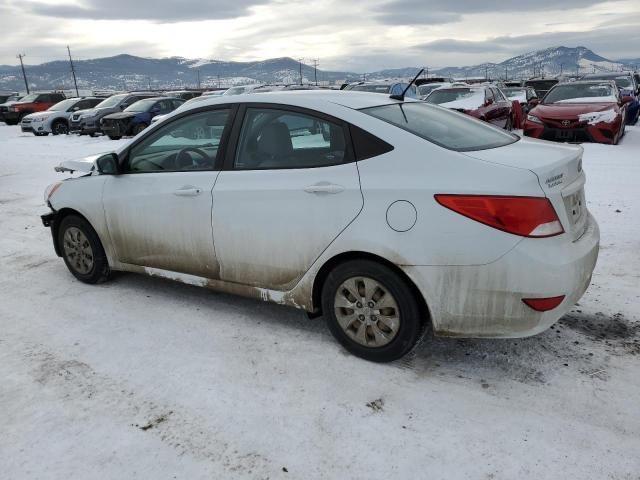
[51,120,68,135]
[57,215,111,284]
[321,260,426,362]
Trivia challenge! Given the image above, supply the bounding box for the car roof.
[583,72,632,78]
[556,80,617,85]
[175,90,415,112]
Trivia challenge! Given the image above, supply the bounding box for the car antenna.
[390,68,425,101]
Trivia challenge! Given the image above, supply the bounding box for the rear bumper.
[524,120,619,144]
[402,213,600,338]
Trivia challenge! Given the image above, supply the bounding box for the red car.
[424,86,513,130]
[3,92,66,125]
[524,80,627,145]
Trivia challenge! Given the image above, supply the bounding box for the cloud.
[375,0,607,25]
[24,0,267,22]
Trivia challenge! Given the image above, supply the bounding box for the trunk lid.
[464,136,588,240]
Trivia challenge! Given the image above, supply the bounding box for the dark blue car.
[100,97,184,139]
[582,72,640,125]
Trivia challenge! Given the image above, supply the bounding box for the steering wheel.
[175,147,211,169]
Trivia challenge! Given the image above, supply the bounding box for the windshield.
[124,99,156,112]
[96,94,127,108]
[425,88,485,109]
[543,83,617,103]
[19,94,39,103]
[361,102,517,152]
[48,99,78,111]
[349,84,392,93]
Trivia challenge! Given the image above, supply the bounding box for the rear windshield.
[425,88,485,109]
[544,83,617,103]
[361,102,518,152]
[587,76,633,90]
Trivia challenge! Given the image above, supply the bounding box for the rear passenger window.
[234,108,348,169]
[349,125,394,160]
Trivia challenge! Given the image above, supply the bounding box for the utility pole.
[505,65,508,81]
[312,59,319,86]
[147,76,151,90]
[17,53,29,94]
[217,75,220,88]
[485,65,488,81]
[297,58,304,85]
[66,46,80,97]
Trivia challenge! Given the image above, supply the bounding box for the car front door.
[102,107,233,278]
[211,105,363,290]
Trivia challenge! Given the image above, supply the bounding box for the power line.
[17,53,29,94]
[67,46,79,97]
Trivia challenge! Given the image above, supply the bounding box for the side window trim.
[118,104,239,173]
[222,102,355,171]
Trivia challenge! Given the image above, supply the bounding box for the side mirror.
[485,98,494,106]
[150,107,160,114]
[72,106,80,111]
[529,98,540,107]
[96,153,119,175]
[120,104,128,110]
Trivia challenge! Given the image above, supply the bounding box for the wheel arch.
[311,251,432,326]
[51,207,107,258]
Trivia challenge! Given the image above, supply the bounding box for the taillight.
[434,194,564,238]
[522,296,565,312]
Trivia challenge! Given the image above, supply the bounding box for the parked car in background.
[70,92,157,136]
[581,72,639,124]
[0,94,23,122]
[418,82,468,100]
[222,85,263,96]
[524,80,626,145]
[525,79,559,98]
[0,92,19,105]
[425,85,513,129]
[343,81,420,98]
[42,91,599,362]
[100,97,184,139]
[502,86,539,113]
[165,90,202,101]
[20,97,104,136]
[2,92,66,125]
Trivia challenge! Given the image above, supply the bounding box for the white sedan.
[42,91,599,362]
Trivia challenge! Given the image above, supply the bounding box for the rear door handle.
[304,183,344,194]
[173,187,202,197]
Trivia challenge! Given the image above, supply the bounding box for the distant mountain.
[429,46,628,79]
[0,54,359,92]
[0,46,635,92]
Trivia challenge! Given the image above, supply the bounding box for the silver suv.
[21,97,103,136]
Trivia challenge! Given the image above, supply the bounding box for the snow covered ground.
[1,124,639,479]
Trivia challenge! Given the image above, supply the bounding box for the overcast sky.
[1,0,639,71]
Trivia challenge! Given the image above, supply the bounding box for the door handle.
[304,183,344,194]
[173,187,202,197]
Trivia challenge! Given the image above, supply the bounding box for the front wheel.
[51,120,68,135]
[321,260,426,362]
[57,215,111,284]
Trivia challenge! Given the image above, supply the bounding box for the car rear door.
[211,104,363,290]
[102,107,234,278]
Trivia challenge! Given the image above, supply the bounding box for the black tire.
[321,260,426,362]
[57,214,111,284]
[34,132,49,136]
[51,120,68,135]
[5,119,18,126]
[133,123,148,135]
[108,135,122,140]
